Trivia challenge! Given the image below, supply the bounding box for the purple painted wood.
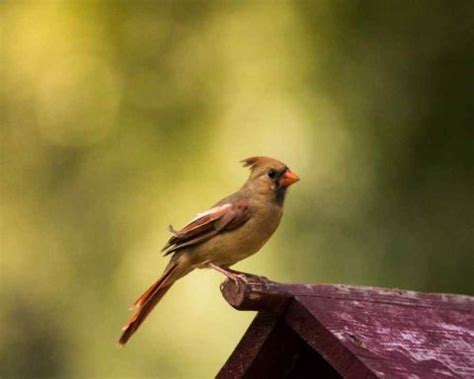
[285,300,375,378]
[217,312,281,378]
[219,276,474,378]
[220,273,290,312]
[217,310,343,379]
[290,292,474,378]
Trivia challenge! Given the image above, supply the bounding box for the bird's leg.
[223,267,268,281]
[222,267,245,275]
[221,267,268,282]
[207,263,249,287]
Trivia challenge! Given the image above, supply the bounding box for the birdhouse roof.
[217,276,474,378]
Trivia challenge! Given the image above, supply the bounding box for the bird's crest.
[241,156,283,171]
[241,156,261,169]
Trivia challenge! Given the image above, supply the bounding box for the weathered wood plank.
[285,284,474,312]
[218,276,474,378]
[221,277,473,312]
[217,310,344,379]
[291,295,474,378]
[216,312,280,378]
[220,274,290,312]
[285,299,378,379]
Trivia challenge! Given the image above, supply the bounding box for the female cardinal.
[118,156,299,345]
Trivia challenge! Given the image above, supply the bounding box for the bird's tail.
[118,263,179,346]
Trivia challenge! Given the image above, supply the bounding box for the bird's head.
[241,156,299,204]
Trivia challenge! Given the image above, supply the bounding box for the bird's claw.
[226,272,249,290]
[208,263,264,290]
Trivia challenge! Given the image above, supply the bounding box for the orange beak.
[279,169,300,188]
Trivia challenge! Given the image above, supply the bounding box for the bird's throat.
[274,186,287,206]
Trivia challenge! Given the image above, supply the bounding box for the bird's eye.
[268,169,277,179]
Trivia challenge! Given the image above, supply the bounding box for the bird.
[118,156,299,346]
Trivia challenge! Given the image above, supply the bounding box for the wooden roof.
[217,275,474,378]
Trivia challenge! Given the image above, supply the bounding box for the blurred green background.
[1,1,473,377]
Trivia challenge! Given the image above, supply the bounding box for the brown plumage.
[118,156,299,346]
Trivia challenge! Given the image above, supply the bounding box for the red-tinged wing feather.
[165,204,232,245]
[161,203,231,253]
[162,200,251,256]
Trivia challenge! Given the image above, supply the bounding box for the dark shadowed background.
[1,1,473,377]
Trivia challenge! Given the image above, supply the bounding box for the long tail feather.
[130,271,170,309]
[118,264,178,346]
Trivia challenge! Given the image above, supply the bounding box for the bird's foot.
[208,263,250,289]
[228,272,250,288]
[225,268,268,282]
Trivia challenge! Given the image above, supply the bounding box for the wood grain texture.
[220,273,290,312]
[217,312,281,378]
[219,276,474,378]
[217,311,343,379]
[291,292,474,378]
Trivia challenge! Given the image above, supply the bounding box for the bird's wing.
[162,199,251,255]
